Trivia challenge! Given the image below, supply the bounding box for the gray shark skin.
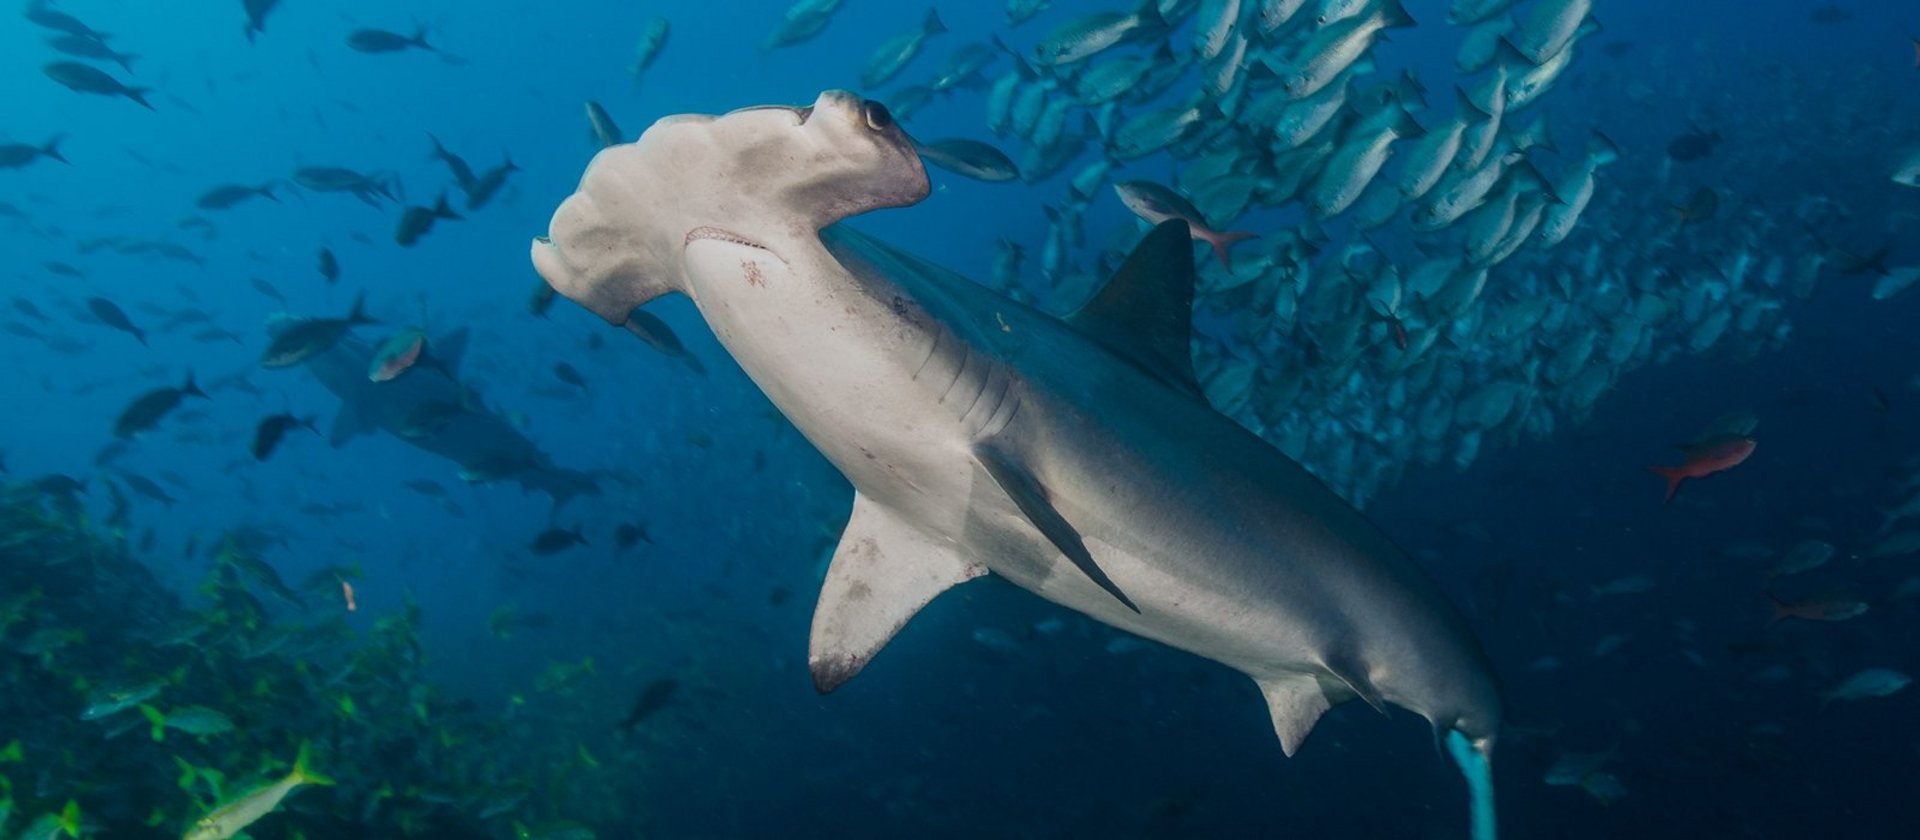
[532,90,1500,832]
[285,325,600,507]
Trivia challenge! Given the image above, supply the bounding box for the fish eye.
[862,101,894,131]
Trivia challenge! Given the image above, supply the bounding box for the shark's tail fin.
[1445,730,1497,840]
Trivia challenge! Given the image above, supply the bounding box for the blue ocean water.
[3,0,1919,837]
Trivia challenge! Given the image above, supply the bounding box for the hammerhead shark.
[532,90,1501,838]
[278,321,600,507]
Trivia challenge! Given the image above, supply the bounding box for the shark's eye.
[862,101,893,131]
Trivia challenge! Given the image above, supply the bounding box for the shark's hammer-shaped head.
[531,90,930,324]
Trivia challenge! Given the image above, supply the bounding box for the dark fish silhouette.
[243,0,279,42]
[43,61,152,110]
[620,308,705,375]
[617,679,679,731]
[395,194,461,247]
[0,136,67,170]
[348,26,435,54]
[86,297,147,345]
[262,293,378,368]
[1666,128,1721,162]
[317,247,340,284]
[47,34,136,72]
[113,374,207,438]
[529,527,587,556]
[251,413,317,461]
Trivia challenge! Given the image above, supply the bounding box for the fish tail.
[59,799,81,838]
[1765,594,1790,627]
[43,134,68,164]
[1646,465,1684,503]
[923,8,946,36]
[139,703,167,742]
[291,740,336,786]
[125,87,155,111]
[181,371,206,399]
[1205,229,1259,272]
[413,25,434,52]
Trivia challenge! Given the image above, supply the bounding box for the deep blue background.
[4,0,1919,836]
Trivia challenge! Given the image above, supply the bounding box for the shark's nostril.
[862,100,893,131]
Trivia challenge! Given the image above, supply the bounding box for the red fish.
[1647,435,1755,502]
[1767,594,1866,626]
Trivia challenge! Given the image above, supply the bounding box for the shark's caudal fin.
[1066,220,1203,399]
[1445,729,1498,840]
[809,493,986,692]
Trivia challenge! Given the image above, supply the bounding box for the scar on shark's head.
[533,90,929,323]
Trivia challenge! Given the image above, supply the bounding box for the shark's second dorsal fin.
[1067,220,1202,399]
[809,493,986,693]
[1257,674,1342,757]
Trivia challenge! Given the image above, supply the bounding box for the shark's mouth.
[686,226,772,252]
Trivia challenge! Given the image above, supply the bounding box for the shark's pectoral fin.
[1066,220,1203,399]
[1257,675,1345,757]
[975,446,1140,614]
[809,493,985,693]
[328,404,373,447]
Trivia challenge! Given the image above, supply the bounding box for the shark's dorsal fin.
[328,404,373,447]
[809,493,986,693]
[1257,675,1339,757]
[435,327,471,379]
[976,445,1141,613]
[1067,220,1202,399]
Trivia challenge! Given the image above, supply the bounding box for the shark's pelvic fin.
[809,493,985,693]
[1257,675,1339,757]
[975,446,1141,613]
[1066,220,1202,399]
[328,404,374,447]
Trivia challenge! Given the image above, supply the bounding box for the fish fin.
[1203,229,1260,272]
[975,446,1139,613]
[1256,675,1336,757]
[1646,465,1683,503]
[346,290,377,325]
[808,493,985,693]
[328,404,374,447]
[292,740,335,786]
[1324,659,1388,714]
[923,8,946,35]
[1379,0,1417,29]
[139,703,166,742]
[59,799,80,838]
[1066,220,1203,399]
[433,327,471,378]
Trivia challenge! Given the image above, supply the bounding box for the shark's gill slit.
[686,226,771,252]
